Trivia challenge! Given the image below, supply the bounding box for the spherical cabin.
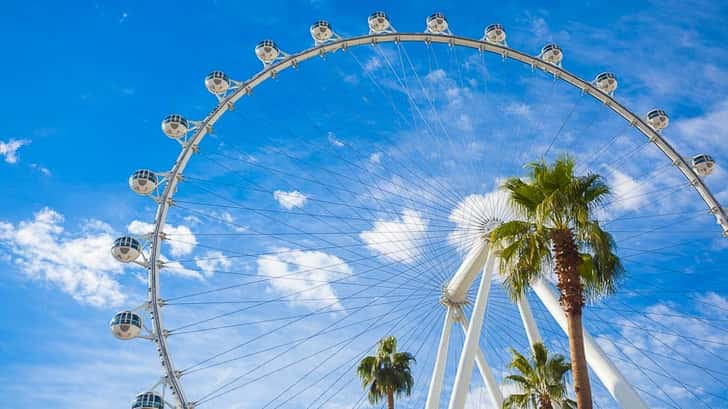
[111,310,142,340]
[540,43,563,65]
[204,71,231,95]
[255,40,281,65]
[646,109,669,131]
[310,20,334,43]
[161,114,189,139]
[368,11,390,33]
[484,23,506,44]
[426,12,448,34]
[692,154,716,176]
[594,72,618,94]
[132,392,164,409]
[111,236,142,263]
[129,169,158,195]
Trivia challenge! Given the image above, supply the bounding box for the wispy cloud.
[127,220,197,257]
[360,208,428,264]
[607,167,649,212]
[0,208,127,307]
[29,163,51,176]
[257,247,352,310]
[195,250,232,277]
[273,190,308,209]
[327,131,345,147]
[0,139,30,164]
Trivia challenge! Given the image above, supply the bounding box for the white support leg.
[425,306,456,409]
[456,312,503,408]
[531,278,649,409]
[516,296,543,347]
[448,251,497,409]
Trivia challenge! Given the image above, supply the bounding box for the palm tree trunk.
[567,308,591,409]
[552,228,592,409]
[387,389,395,409]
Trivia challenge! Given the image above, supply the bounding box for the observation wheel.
[110,12,728,409]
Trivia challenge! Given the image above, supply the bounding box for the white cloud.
[425,68,447,83]
[30,163,51,176]
[369,152,382,164]
[0,208,126,307]
[530,17,550,38]
[257,248,352,310]
[675,99,728,153]
[220,211,235,223]
[195,250,232,277]
[273,190,308,210]
[0,139,30,164]
[327,132,345,147]
[463,383,523,409]
[463,386,498,409]
[363,56,383,73]
[183,215,201,225]
[360,209,428,264]
[696,292,728,316]
[594,298,728,407]
[455,113,474,132]
[607,168,649,212]
[127,220,197,257]
[161,259,203,280]
[342,73,358,84]
[504,103,533,120]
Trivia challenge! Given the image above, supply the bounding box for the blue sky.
[1,1,728,408]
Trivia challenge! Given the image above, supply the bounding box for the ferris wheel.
[108,11,727,409]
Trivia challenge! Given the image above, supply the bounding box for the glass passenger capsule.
[129,169,158,195]
[692,154,715,176]
[646,109,669,131]
[426,12,448,34]
[131,392,164,409]
[310,20,334,43]
[594,72,618,94]
[205,70,230,95]
[161,114,189,139]
[111,236,142,263]
[540,43,563,65]
[368,11,391,33]
[255,40,281,64]
[484,23,506,44]
[110,310,142,340]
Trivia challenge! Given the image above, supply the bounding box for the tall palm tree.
[503,342,577,409]
[490,155,623,409]
[356,336,415,409]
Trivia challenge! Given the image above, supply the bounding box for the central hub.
[439,284,470,307]
[478,218,501,237]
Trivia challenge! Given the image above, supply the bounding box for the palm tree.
[356,336,415,409]
[490,155,623,409]
[503,342,577,409]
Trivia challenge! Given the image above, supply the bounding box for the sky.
[1,1,728,408]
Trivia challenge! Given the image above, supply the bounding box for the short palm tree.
[356,336,415,409]
[490,155,623,409]
[503,342,576,409]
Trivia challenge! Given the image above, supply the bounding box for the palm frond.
[503,392,532,409]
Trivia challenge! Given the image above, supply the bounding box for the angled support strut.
[455,311,503,408]
[448,250,497,409]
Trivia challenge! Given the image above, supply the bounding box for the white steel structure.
[109,11,727,409]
